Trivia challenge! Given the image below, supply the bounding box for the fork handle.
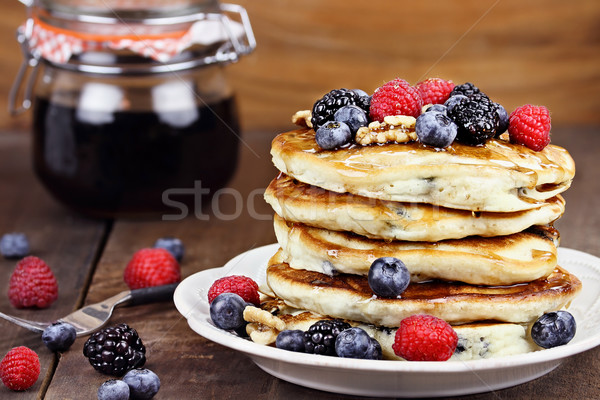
[128,283,179,306]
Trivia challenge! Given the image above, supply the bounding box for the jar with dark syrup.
[11,0,255,217]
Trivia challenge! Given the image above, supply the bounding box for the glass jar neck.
[34,0,221,20]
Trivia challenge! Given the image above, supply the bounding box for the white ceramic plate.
[173,244,600,398]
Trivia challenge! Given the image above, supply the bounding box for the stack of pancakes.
[257,126,580,361]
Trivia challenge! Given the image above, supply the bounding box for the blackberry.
[304,319,351,356]
[447,95,500,145]
[311,89,367,130]
[83,323,146,376]
[450,82,483,98]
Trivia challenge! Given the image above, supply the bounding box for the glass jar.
[11,0,255,218]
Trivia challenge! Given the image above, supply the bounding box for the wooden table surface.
[0,125,598,399]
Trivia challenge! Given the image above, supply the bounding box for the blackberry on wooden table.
[83,323,146,376]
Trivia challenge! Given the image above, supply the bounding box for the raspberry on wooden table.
[8,255,58,309]
[0,346,40,391]
[123,248,180,290]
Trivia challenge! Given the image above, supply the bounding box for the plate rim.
[173,244,600,374]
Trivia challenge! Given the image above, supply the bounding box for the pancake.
[270,129,575,212]
[265,252,582,326]
[273,214,559,285]
[243,300,539,361]
[265,174,566,241]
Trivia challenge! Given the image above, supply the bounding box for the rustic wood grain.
[0,0,599,135]
[0,132,107,399]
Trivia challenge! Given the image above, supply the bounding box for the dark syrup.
[32,96,240,217]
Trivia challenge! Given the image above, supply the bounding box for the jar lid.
[19,1,255,64]
[10,0,255,114]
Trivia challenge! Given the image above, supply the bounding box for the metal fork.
[0,283,178,337]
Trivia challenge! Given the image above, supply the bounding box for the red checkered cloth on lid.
[23,16,234,64]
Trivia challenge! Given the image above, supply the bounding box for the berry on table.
[97,379,130,400]
[415,111,458,148]
[416,78,455,105]
[311,89,368,130]
[368,257,410,298]
[209,292,247,331]
[153,237,184,262]
[275,330,306,352]
[335,327,382,360]
[392,314,458,361]
[508,104,551,151]
[122,368,161,399]
[42,321,77,352]
[315,121,353,150]
[304,319,351,356]
[8,255,58,309]
[531,311,576,349]
[0,232,30,259]
[83,323,146,376]
[207,275,260,306]
[123,248,180,290]
[333,105,369,135]
[0,346,40,391]
[369,78,423,121]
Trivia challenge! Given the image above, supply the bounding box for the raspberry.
[369,78,423,121]
[207,275,260,306]
[416,78,455,105]
[508,104,551,151]
[123,248,180,290]
[8,256,58,309]
[0,346,40,391]
[392,314,458,361]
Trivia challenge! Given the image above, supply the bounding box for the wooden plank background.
[0,0,599,134]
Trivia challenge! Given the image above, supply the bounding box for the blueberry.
[42,322,77,352]
[531,311,576,349]
[425,104,447,114]
[123,368,160,399]
[368,257,410,298]
[0,232,30,259]
[276,330,306,352]
[351,88,369,98]
[495,103,509,135]
[335,327,381,359]
[315,121,352,150]
[444,94,468,114]
[153,237,184,262]
[415,111,458,148]
[209,293,247,330]
[333,105,368,134]
[365,337,383,360]
[97,379,130,400]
